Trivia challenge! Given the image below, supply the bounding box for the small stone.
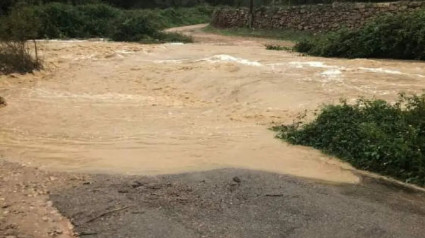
[42,216,49,222]
[233,176,241,183]
[131,181,143,189]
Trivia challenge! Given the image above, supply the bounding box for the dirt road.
[1,24,425,237]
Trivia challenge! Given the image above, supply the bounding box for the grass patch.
[265,44,292,51]
[273,94,425,186]
[295,9,425,60]
[204,25,315,42]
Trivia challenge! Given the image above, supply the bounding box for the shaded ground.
[3,159,425,238]
[1,24,425,237]
[51,168,425,238]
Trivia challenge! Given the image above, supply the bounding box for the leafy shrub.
[265,44,291,51]
[0,42,42,74]
[0,6,42,74]
[27,3,211,41]
[76,4,122,37]
[273,94,425,186]
[151,32,193,43]
[34,3,121,38]
[0,2,208,73]
[295,10,425,60]
[110,12,157,42]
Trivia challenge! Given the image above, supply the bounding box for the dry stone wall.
[211,1,425,31]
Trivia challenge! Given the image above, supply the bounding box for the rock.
[212,2,420,32]
[48,229,63,237]
[131,181,143,189]
[233,176,241,183]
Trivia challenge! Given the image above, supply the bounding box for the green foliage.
[28,3,211,40]
[0,6,42,74]
[0,5,40,41]
[0,2,204,74]
[295,10,425,60]
[110,10,194,42]
[151,32,193,43]
[0,42,42,74]
[265,44,291,51]
[34,3,122,38]
[110,12,156,42]
[273,94,425,186]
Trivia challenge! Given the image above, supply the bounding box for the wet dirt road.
[2,25,425,185]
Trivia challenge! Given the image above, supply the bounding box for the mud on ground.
[0,160,81,238]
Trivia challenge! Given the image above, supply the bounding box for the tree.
[249,0,254,28]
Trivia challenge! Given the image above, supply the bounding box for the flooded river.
[1,25,425,184]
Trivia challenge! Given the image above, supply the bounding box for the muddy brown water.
[1,24,425,184]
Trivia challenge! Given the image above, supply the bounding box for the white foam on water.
[358,67,425,78]
[321,69,342,76]
[153,59,186,64]
[201,55,263,67]
[73,54,97,60]
[358,67,403,75]
[39,39,87,43]
[152,55,262,67]
[164,42,185,46]
[320,69,344,82]
[31,89,154,103]
[116,50,134,54]
[289,61,334,69]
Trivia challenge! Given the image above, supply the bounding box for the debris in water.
[233,176,241,183]
[0,96,6,107]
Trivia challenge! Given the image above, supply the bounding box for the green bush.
[0,2,209,73]
[295,10,425,60]
[28,3,211,41]
[76,4,122,37]
[110,12,157,42]
[0,42,42,74]
[152,32,193,43]
[265,44,291,51]
[0,6,42,74]
[273,94,425,186]
[34,3,121,38]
